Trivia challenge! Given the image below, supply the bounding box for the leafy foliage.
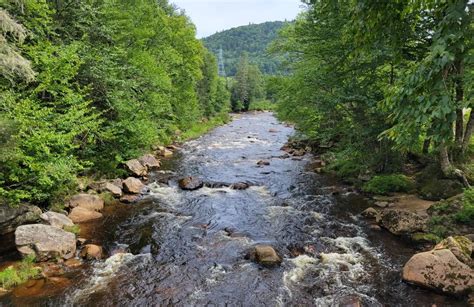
[0,255,40,289]
[362,174,415,195]
[0,0,230,207]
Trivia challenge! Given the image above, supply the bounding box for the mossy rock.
[419,179,463,201]
[411,232,442,243]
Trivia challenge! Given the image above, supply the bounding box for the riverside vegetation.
[0,0,473,303]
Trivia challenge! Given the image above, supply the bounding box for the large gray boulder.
[0,205,42,235]
[40,211,74,229]
[15,224,76,261]
[380,209,428,235]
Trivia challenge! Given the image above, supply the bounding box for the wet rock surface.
[68,207,103,223]
[178,177,204,191]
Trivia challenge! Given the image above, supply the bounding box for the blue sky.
[171,0,304,38]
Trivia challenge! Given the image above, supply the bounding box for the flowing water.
[1,113,465,306]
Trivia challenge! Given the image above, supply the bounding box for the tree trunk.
[422,138,431,154]
[455,109,463,148]
[440,142,470,187]
[453,59,464,159]
[462,110,474,153]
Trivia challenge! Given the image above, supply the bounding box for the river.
[1,112,464,306]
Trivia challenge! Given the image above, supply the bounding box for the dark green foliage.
[362,174,415,195]
[0,0,230,207]
[202,21,289,76]
[455,188,474,224]
[231,53,265,111]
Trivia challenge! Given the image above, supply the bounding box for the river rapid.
[1,112,464,306]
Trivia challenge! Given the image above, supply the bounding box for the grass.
[179,112,230,141]
[0,255,41,290]
[362,174,415,195]
[455,188,474,224]
[248,100,278,111]
[64,224,81,235]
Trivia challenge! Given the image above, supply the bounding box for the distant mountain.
[202,21,289,76]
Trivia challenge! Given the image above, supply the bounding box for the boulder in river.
[15,224,76,261]
[230,182,251,190]
[80,244,104,260]
[120,194,141,204]
[178,177,204,191]
[0,204,42,235]
[123,177,145,194]
[402,236,474,295]
[68,207,103,223]
[248,245,282,267]
[68,194,104,212]
[139,154,161,170]
[257,160,270,166]
[125,159,147,177]
[40,211,74,229]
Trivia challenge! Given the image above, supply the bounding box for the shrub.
[0,255,41,289]
[455,188,474,225]
[362,174,414,195]
[248,100,277,111]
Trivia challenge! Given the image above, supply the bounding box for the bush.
[0,255,41,289]
[362,174,414,195]
[455,188,474,225]
[248,100,277,111]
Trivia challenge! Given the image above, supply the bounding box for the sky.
[171,0,304,38]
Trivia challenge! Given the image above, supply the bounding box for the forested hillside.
[0,0,230,207]
[202,21,288,76]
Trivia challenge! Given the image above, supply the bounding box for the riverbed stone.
[379,209,428,235]
[104,182,122,197]
[139,154,161,170]
[68,194,104,212]
[0,205,42,235]
[125,159,147,177]
[68,207,103,223]
[40,212,74,229]
[230,182,251,190]
[434,236,472,265]
[80,244,104,260]
[123,177,145,194]
[257,160,270,166]
[249,245,282,266]
[178,177,204,191]
[402,248,474,295]
[15,224,76,261]
[120,194,141,204]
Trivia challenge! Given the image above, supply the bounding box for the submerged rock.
[257,160,270,166]
[248,245,282,267]
[40,212,74,229]
[0,205,42,235]
[123,177,145,194]
[178,177,204,191]
[68,194,104,212]
[15,224,76,261]
[125,159,147,177]
[80,244,104,260]
[230,182,251,190]
[68,207,103,223]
